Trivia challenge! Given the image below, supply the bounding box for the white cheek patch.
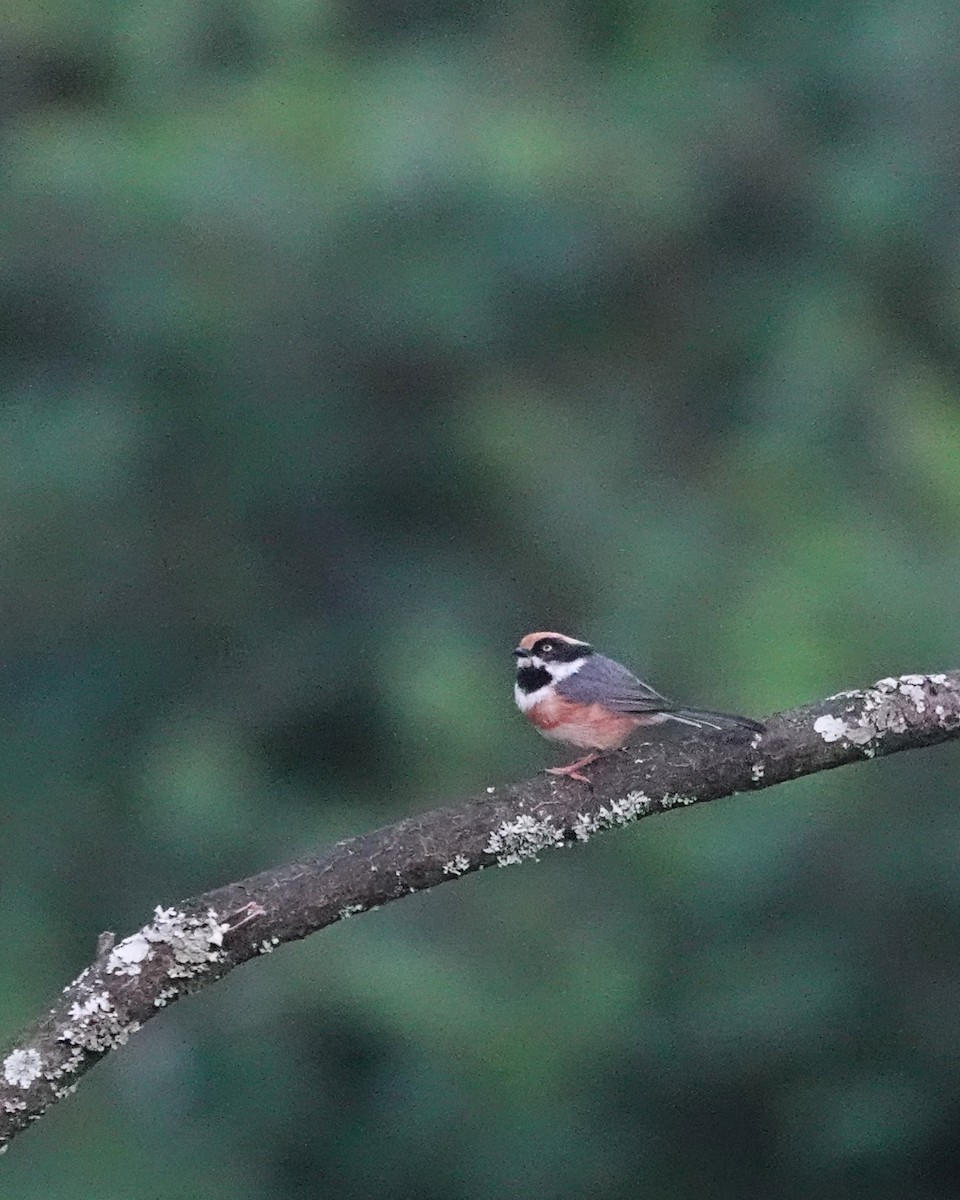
[544,657,586,682]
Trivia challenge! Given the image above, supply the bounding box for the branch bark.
[3,670,959,1150]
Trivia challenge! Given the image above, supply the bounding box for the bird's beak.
[512,647,528,658]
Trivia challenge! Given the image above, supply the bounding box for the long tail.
[667,708,765,734]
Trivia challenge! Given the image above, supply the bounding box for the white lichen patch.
[2,1098,26,1113]
[107,906,228,980]
[67,992,111,1023]
[616,791,653,819]
[871,675,955,727]
[814,714,847,743]
[257,936,281,955]
[442,854,471,876]
[572,791,654,842]
[58,990,141,1054]
[338,904,365,920]
[153,987,179,1008]
[153,907,228,978]
[898,681,926,712]
[486,813,564,866]
[3,1049,42,1089]
[813,673,958,753]
[62,1014,129,1053]
[751,762,765,782]
[572,811,599,841]
[45,1046,83,1083]
[106,932,151,976]
[658,792,696,811]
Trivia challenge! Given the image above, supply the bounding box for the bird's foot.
[222,900,266,934]
[544,752,600,786]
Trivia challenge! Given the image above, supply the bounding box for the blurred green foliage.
[3,0,960,1195]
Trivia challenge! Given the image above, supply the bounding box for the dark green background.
[4,1,960,1195]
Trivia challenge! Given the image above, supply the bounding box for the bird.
[514,631,765,783]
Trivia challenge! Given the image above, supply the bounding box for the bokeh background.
[3,1,960,1196]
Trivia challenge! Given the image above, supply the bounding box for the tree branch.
[3,670,959,1149]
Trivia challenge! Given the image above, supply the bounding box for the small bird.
[514,631,764,783]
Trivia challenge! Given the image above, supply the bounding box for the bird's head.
[513,631,594,682]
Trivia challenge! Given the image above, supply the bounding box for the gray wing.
[555,654,678,714]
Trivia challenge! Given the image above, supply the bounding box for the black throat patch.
[516,664,552,694]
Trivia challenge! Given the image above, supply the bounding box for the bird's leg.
[544,751,600,786]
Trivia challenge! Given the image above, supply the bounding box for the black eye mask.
[533,640,592,663]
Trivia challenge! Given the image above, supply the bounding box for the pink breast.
[528,695,640,750]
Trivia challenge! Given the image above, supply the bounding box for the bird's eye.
[539,642,554,654]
